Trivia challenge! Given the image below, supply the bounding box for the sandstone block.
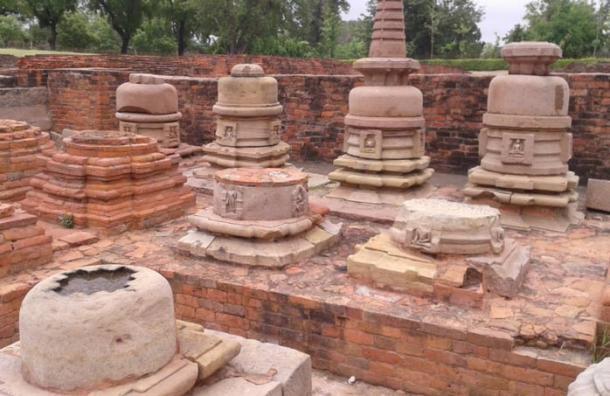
[586,178,610,213]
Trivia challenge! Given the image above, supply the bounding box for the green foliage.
[523,0,599,58]
[319,1,341,58]
[0,15,29,47]
[594,326,610,363]
[419,57,610,71]
[250,36,315,58]
[90,14,120,52]
[89,0,145,53]
[132,18,177,55]
[21,0,78,49]
[58,213,75,229]
[57,11,96,51]
[0,0,20,15]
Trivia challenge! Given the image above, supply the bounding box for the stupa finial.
[368,0,407,58]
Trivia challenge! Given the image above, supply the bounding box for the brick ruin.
[0,11,607,395]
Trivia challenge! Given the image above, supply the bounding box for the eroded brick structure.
[22,131,195,234]
[0,120,54,201]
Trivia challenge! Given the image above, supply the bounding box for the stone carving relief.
[217,121,238,145]
[120,122,137,134]
[490,218,506,254]
[292,185,308,217]
[359,129,383,159]
[163,123,180,146]
[501,133,534,165]
[269,121,281,144]
[216,185,243,219]
[406,227,440,254]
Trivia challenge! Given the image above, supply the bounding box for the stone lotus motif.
[180,168,341,267]
[329,0,434,191]
[22,130,195,234]
[116,73,182,148]
[0,119,55,201]
[202,64,290,168]
[464,42,581,230]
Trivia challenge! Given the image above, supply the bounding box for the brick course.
[46,68,610,180]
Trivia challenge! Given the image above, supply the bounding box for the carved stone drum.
[389,199,505,255]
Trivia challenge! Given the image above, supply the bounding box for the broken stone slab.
[587,178,610,213]
[389,199,506,255]
[568,357,610,396]
[195,329,312,396]
[466,239,531,298]
[463,182,578,208]
[333,154,431,173]
[468,167,578,193]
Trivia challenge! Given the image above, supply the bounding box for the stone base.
[348,233,530,303]
[202,142,290,168]
[119,119,181,148]
[333,154,431,173]
[315,184,436,224]
[193,329,312,396]
[188,208,322,240]
[160,143,203,159]
[587,178,610,213]
[177,220,342,268]
[466,196,584,232]
[329,167,434,189]
[0,321,240,396]
[468,166,579,195]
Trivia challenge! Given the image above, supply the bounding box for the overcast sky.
[344,0,531,43]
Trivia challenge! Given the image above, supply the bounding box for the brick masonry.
[45,66,610,180]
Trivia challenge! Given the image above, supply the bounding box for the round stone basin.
[213,168,310,221]
[390,199,505,255]
[65,130,158,158]
[19,265,177,392]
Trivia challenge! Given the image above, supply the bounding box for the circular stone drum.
[19,265,177,392]
[213,168,309,221]
[390,199,505,255]
[65,130,159,158]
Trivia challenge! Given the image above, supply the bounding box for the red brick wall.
[17,54,356,87]
[166,271,583,396]
[46,68,610,180]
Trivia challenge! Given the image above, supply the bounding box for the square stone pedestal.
[0,321,241,396]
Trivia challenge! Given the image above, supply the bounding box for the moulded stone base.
[0,321,241,396]
[328,167,434,189]
[463,182,578,208]
[468,167,579,194]
[333,154,431,173]
[465,196,584,232]
[188,208,322,240]
[160,143,203,159]
[348,233,530,301]
[177,220,342,268]
[202,142,290,168]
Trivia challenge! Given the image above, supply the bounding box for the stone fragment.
[116,73,182,148]
[22,130,195,234]
[202,64,289,169]
[195,377,282,396]
[568,358,610,396]
[587,178,610,213]
[0,119,55,201]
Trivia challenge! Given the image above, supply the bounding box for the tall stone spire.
[369,0,407,58]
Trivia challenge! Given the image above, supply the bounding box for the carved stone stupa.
[464,42,581,231]
[201,64,290,168]
[328,0,434,195]
[116,74,182,148]
[179,168,341,268]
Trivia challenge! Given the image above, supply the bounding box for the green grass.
[0,48,96,57]
[419,57,610,72]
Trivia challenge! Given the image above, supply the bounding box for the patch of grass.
[0,48,96,57]
[418,57,610,72]
[58,213,75,229]
[594,325,610,363]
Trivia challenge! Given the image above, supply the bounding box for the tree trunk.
[177,20,186,56]
[121,36,130,54]
[49,25,57,50]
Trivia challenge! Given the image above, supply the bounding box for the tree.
[132,18,177,55]
[154,0,199,55]
[0,15,29,46]
[523,0,598,58]
[89,0,144,54]
[504,23,529,43]
[320,1,341,57]
[21,0,77,49]
[0,0,19,16]
[57,11,96,50]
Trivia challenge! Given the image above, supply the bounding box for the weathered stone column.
[328,0,434,194]
[464,42,582,231]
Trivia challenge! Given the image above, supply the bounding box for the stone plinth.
[202,64,290,169]
[179,168,341,268]
[22,130,195,234]
[587,179,610,213]
[348,199,530,303]
[327,0,433,201]
[464,42,581,231]
[0,119,54,201]
[0,265,242,396]
[116,74,182,148]
[0,203,52,278]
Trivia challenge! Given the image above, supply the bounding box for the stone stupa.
[201,64,290,169]
[326,0,434,208]
[180,168,341,268]
[464,42,582,231]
